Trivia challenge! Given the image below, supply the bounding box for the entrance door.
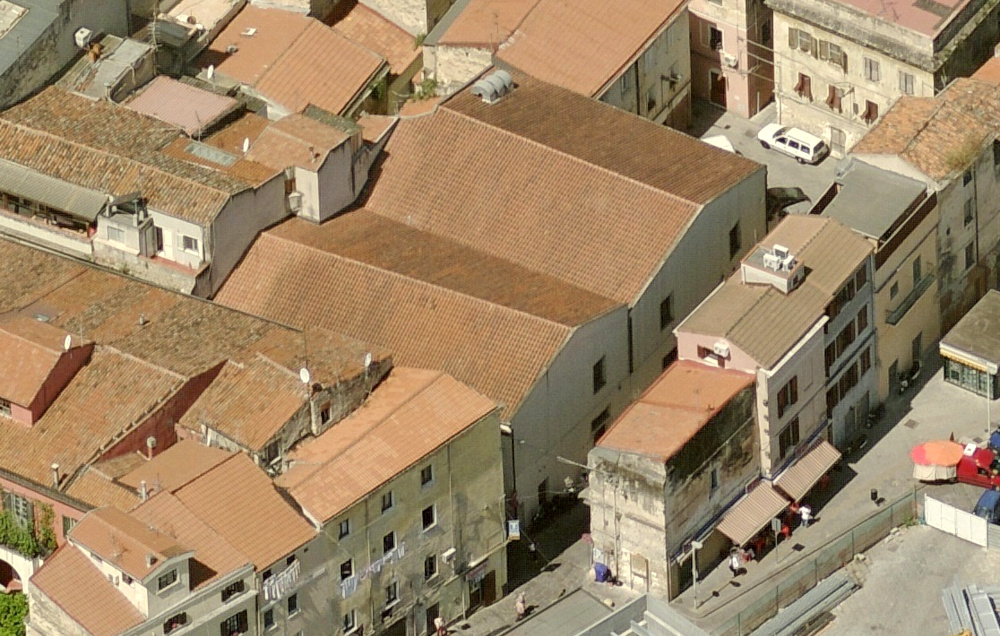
[911,332,923,370]
[888,360,899,395]
[710,70,727,107]
[481,571,497,606]
[425,603,439,636]
[830,127,846,155]
[160,227,174,260]
[384,618,407,636]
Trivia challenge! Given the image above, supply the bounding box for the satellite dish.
[63,334,72,351]
[363,352,372,369]
[206,64,215,81]
[299,367,311,384]
[242,137,250,153]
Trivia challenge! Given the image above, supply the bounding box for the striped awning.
[774,440,841,502]
[716,483,788,547]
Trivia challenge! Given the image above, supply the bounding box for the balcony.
[886,273,934,325]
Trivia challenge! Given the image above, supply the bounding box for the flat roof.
[820,161,926,240]
[942,290,1000,364]
[502,588,613,636]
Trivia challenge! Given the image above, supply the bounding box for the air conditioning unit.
[723,53,738,69]
[442,548,457,562]
[288,192,303,213]
[713,342,731,359]
[74,27,94,49]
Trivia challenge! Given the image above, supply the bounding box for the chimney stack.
[146,436,157,460]
[50,463,59,488]
[140,480,148,502]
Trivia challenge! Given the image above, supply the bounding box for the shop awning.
[774,440,841,502]
[0,160,108,222]
[716,483,788,547]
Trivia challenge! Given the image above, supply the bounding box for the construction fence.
[713,488,920,636]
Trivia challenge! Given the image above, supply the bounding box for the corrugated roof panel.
[774,440,841,502]
[716,483,788,546]
[0,158,107,221]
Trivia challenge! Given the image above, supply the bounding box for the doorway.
[830,127,846,155]
[425,603,439,636]
[710,70,727,107]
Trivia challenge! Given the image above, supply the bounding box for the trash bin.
[594,562,611,583]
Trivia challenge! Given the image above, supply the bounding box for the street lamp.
[691,540,704,609]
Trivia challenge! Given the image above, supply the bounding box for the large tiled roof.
[214,231,573,419]
[329,2,420,75]
[852,79,1000,183]
[177,358,307,452]
[444,74,762,205]
[678,216,872,368]
[118,439,232,495]
[363,106,707,304]
[0,315,87,406]
[495,0,686,96]
[435,0,539,46]
[0,348,182,492]
[268,213,620,326]
[277,368,495,523]
[124,76,241,136]
[598,361,754,461]
[30,546,145,636]
[205,6,386,115]
[170,454,316,568]
[69,507,191,581]
[242,114,353,172]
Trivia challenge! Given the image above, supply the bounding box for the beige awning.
[716,483,788,547]
[774,440,842,502]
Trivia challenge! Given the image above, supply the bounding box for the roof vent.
[471,70,514,104]
[145,553,156,568]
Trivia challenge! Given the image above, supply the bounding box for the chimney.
[145,553,156,568]
[138,314,149,327]
[50,463,60,488]
[139,480,148,502]
[146,436,157,460]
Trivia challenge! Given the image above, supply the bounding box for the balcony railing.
[886,273,934,325]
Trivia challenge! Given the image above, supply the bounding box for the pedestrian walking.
[434,616,446,636]
[515,592,527,621]
[799,504,813,528]
[729,551,741,577]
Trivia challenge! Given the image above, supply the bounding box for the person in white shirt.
[799,504,813,527]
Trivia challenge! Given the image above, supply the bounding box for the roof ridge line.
[0,323,69,355]
[264,232,576,332]
[436,107,703,209]
[253,350,307,383]
[97,344,187,382]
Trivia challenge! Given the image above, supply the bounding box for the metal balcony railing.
[886,273,934,325]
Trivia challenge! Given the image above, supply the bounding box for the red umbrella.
[910,440,964,466]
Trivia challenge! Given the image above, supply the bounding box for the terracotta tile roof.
[89,452,149,480]
[598,361,754,460]
[437,0,540,46]
[444,73,762,205]
[973,57,1000,85]
[0,315,88,406]
[678,216,872,368]
[215,232,573,418]
[277,368,495,522]
[397,95,443,115]
[124,76,241,136]
[204,111,271,155]
[268,213,621,326]
[178,358,307,452]
[495,0,686,96]
[69,507,192,580]
[357,114,397,143]
[65,470,141,512]
[329,2,420,75]
[363,105,711,303]
[170,454,316,568]
[158,137,278,185]
[118,439,232,494]
[206,6,386,115]
[242,114,353,171]
[852,78,1000,183]
[246,327,391,387]
[0,348,182,493]
[132,491,252,589]
[30,545,145,636]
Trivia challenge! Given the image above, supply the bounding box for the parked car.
[974,489,1000,524]
[757,124,830,164]
[956,443,1000,489]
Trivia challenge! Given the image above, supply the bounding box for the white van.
[757,124,830,164]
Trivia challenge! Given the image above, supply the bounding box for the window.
[761,19,772,43]
[821,41,846,70]
[221,580,245,603]
[343,610,357,633]
[965,198,975,226]
[619,72,633,96]
[62,515,76,537]
[288,594,299,615]
[385,581,399,606]
[912,257,922,285]
[422,505,436,530]
[320,403,331,424]
[0,397,9,417]
[826,386,839,418]
[825,342,836,376]
[964,170,973,186]
[838,363,859,397]
[863,57,880,82]
[662,347,678,370]
[220,611,248,636]
[660,295,674,330]
[709,26,723,50]
[862,100,879,123]
[890,281,899,299]
[286,554,297,567]
[825,85,843,112]
[164,613,188,635]
[729,222,741,258]
[263,609,275,630]
[776,376,798,418]
[340,559,354,580]
[381,490,395,513]
[424,554,438,580]
[592,356,607,393]
[421,465,434,486]
[262,569,273,582]
[383,531,396,554]
[898,71,915,95]
[855,265,867,290]
[710,466,721,493]
[788,28,814,54]
[261,441,279,465]
[835,321,856,358]
[779,418,800,459]
[966,243,976,270]
[860,347,872,375]
[794,73,812,101]
[157,569,178,591]
[591,407,610,442]
[4,492,32,529]
[857,306,868,333]
[643,44,658,69]
[107,225,125,244]
[182,235,199,253]
[338,519,350,538]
